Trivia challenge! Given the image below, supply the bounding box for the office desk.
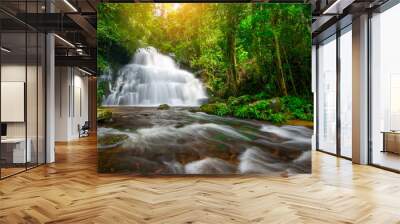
[382,131,400,154]
[1,138,31,163]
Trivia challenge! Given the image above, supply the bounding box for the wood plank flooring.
[0,135,400,224]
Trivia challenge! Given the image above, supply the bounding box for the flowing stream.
[98,47,311,175]
[98,108,312,175]
[103,47,207,106]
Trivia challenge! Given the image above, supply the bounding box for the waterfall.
[103,47,207,106]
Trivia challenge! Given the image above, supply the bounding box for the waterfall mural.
[103,47,207,106]
[97,3,313,175]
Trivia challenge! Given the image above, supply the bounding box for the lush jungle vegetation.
[98,3,312,123]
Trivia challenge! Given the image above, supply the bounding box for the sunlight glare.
[172,3,181,11]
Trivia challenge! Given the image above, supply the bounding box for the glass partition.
[1,30,28,177]
[339,27,352,158]
[0,2,46,179]
[317,35,337,154]
[370,3,400,171]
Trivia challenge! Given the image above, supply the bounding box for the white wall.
[55,67,89,141]
[55,67,69,141]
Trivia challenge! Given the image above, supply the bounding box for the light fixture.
[54,34,75,48]
[63,0,78,12]
[322,0,354,15]
[1,47,11,53]
[76,48,87,56]
[78,67,92,76]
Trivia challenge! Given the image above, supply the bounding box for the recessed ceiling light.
[54,34,75,48]
[1,47,11,53]
[78,67,92,76]
[63,0,78,12]
[322,0,354,15]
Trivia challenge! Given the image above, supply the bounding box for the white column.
[312,45,317,151]
[46,32,55,163]
[54,67,73,141]
[352,14,369,164]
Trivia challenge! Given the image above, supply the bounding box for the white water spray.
[103,47,207,106]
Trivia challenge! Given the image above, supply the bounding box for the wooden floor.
[1,136,400,224]
[373,150,400,171]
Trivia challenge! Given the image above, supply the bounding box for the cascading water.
[103,47,207,106]
[98,48,312,175]
[98,108,312,175]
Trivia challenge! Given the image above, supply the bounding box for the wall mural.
[97,3,313,175]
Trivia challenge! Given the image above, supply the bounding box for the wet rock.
[158,104,170,110]
[98,134,129,149]
[97,109,113,123]
[198,98,209,105]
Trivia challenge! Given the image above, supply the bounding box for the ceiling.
[0,0,393,74]
[0,0,97,74]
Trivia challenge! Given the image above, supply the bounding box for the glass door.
[317,35,337,154]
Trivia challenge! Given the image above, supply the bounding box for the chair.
[78,121,90,138]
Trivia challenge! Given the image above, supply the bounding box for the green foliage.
[97,3,155,74]
[201,94,312,124]
[97,3,313,123]
[200,103,231,116]
[269,113,287,124]
[97,81,107,106]
[227,95,252,107]
[97,3,311,99]
[233,105,253,119]
[281,96,313,121]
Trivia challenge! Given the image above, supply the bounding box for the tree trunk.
[226,10,238,95]
[282,45,297,95]
[227,31,237,94]
[273,31,288,96]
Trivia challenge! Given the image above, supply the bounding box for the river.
[98,107,311,175]
[98,47,311,175]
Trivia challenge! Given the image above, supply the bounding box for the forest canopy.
[98,3,312,123]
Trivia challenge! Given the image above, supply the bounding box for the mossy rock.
[158,104,170,110]
[200,103,217,114]
[98,134,128,146]
[97,109,113,123]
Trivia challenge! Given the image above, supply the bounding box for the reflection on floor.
[373,150,400,171]
[0,135,400,223]
[0,163,43,179]
[0,167,25,178]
